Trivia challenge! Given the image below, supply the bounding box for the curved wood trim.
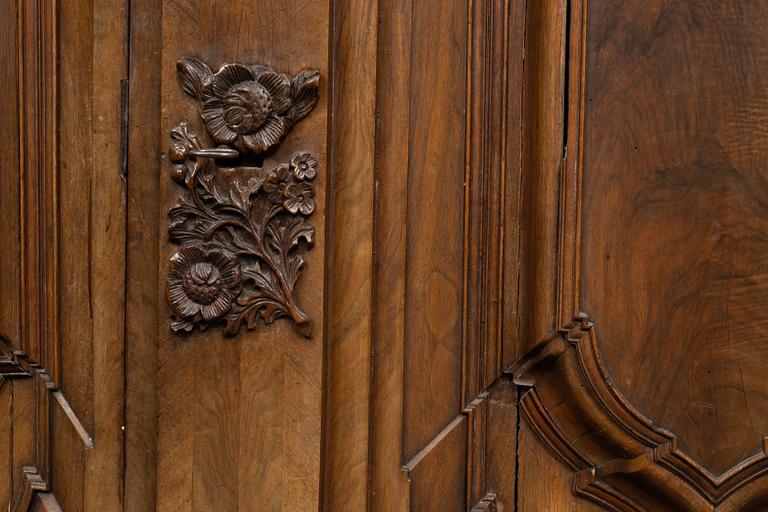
[511,316,768,510]
[11,467,64,512]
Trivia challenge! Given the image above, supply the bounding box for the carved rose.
[283,182,315,215]
[290,151,318,180]
[176,58,320,155]
[167,246,242,330]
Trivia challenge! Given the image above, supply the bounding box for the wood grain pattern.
[367,0,413,509]
[21,0,768,510]
[0,0,21,352]
[154,1,329,510]
[402,0,468,462]
[517,419,606,512]
[515,0,568,356]
[582,0,768,476]
[405,415,468,512]
[322,0,378,509]
[483,378,518,511]
[0,383,11,508]
[500,0,527,370]
[124,0,162,508]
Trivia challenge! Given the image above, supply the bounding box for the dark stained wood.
[58,0,94,434]
[11,0,768,510]
[0,0,21,353]
[0,0,25,495]
[0,384,11,508]
[124,0,162,509]
[582,0,768,476]
[510,0,768,509]
[501,0,528,369]
[516,0,568,356]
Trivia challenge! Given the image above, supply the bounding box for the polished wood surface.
[583,0,768,476]
[5,0,768,510]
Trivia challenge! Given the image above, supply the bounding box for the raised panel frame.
[510,1,768,510]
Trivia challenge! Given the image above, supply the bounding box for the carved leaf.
[288,70,320,127]
[177,57,212,99]
[166,57,320,338]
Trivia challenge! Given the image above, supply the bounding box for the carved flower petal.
[200,98,224,120]
[259,116,286,147]
[271,95,291,116]
[208,63,254,98]
[242,115,285,153]
[202,110,238,144]
[299,200,315,215]
[242,133,268,153]
[201,292,233,321]
[206,252,242,289]
[299,197,315,215]
[169,246,206,272]
[283,198,300,214]
[167,282,201,318]
[298,182,314,197]
[258,71,291,114]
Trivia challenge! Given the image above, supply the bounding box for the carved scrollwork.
[166,58,320,337]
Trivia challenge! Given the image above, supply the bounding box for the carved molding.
[0,336,32,390]
[11,466,63,512]
[166,58,320,337]
[511,315,768,511]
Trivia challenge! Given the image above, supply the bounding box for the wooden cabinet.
[3,0,768,510]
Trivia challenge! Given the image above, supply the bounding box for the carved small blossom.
[167,247,242,331]
[283,182,315,215]
[290,151,318,180]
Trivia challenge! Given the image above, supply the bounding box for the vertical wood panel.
[58,0,95,435]
[406,416,468,511]
[12,379,34,509]
[51,399,86,512]
[516,0,567,354]
[155,1,329,510]
[484,378,517,510]
[368,0,413,509]
[0,384,11,508]
[124,0,162,507]
[0,0,20,349]
[322,0,378,509]
[193,342,240,511]
[402,0,468,461]
[82,1,128,509]
[501,0,527,368]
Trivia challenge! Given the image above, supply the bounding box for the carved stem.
[252,212,310,328]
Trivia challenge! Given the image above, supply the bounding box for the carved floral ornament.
[165,57,320,337]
